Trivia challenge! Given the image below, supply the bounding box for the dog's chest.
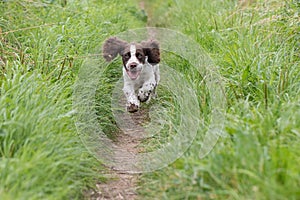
[123,63,155,91]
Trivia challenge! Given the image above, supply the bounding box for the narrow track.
[86,2,155,199]
[86,108,149,200]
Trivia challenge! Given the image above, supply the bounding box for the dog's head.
[102,37,160,80]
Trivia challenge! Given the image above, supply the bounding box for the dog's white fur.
[103,38,160,112]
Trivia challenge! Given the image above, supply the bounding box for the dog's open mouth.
[126,69,142,80]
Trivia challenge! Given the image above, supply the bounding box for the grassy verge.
[1,0,299,199]
[139,0,300,199]
[0,0,145,199]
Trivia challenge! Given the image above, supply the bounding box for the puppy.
[102,37,160,112]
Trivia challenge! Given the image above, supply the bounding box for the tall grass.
[0,0,145,199]
[139,0,300,199]
[2,0,299,199]
[0,69,101,199]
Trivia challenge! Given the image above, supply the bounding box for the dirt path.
[85,2,156,199]
[88,171,139,200]
[86,108,149,200]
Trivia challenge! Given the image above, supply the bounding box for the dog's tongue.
[127,70,141,80]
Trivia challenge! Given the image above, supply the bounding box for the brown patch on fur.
[141,39,160,65]
[102,37,128,61]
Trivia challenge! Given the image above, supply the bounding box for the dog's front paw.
[127,103,139,113]
[138,89,150,102]
[138,82,156,102]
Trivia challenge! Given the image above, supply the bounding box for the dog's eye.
[136,53,143,59]
[124,53,130,59]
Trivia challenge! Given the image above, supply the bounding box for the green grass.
[0,0,145,199]
[0,70,100,199]
[1,0,300,199]
[138,0,300,199]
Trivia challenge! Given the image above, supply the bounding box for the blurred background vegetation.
[0,0,299,199]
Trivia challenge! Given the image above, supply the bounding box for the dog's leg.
[154,64,160,85]
[138,80,156,103]
[123,84,140,112]
[152,64,160,98]
[138,64,159,103]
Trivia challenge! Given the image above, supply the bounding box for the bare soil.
[88,171,139,200]
[85,107,150,200]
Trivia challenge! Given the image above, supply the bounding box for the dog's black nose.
[130,63,137,69]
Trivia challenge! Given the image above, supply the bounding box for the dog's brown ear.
[102,37,128,62]
[141,39,160,65]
